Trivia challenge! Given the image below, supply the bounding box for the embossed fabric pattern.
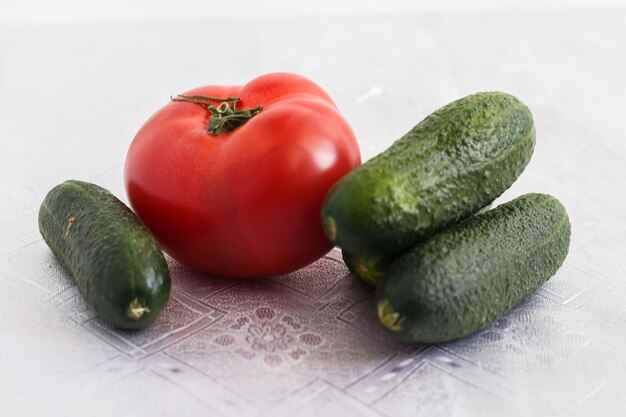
[1,11,626,417]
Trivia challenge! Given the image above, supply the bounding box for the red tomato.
[124,73,361,277]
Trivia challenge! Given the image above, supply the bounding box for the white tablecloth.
[1,10,626,416]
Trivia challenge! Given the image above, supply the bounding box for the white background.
[1,0,625,21]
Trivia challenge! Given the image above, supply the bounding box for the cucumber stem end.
[127,297,151,320]
[377,298,403,331]
[323,216,337,243]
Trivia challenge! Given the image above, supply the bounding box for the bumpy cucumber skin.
[322,92,535,255]
[375,193,570,344]
[38,180,171,330]
[342,204,493,287]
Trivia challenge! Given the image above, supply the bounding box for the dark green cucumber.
[322,92,535,256]
[342,250,395,287]
[343,204,493,287]
[376,193,570,344]
[38,180,171,329]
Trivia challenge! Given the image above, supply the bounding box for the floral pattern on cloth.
[212,306,324,367]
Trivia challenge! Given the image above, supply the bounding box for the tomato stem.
[171,94,263,136]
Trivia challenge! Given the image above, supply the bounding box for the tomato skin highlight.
[124,73,361,277]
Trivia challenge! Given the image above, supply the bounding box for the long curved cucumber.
[322,92,535,255]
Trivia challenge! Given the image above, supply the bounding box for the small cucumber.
[376,193,570,344]
[342,250,395,287]
[322,92,535,256]
[38,180,171,329]
[343,204,493,287]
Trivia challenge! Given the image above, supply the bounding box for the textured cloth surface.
[1,11,625,417]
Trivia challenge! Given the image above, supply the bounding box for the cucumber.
[343,204,493,287]
[342,250,395,287]
[38,180,171,329]
[376,193,570,344]
[322,92,535,256]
